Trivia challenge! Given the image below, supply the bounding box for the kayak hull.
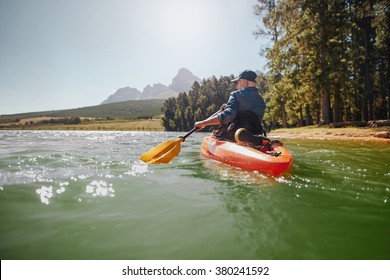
[201,136,293,176]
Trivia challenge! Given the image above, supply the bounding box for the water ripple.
[1,131,390,259]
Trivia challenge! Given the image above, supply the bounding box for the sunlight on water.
[36,186,53,205]
[26,160,151,205]
[0,131,389,260]
[0,131,156,206]
[125,162,150,176]
[85,180,115,197]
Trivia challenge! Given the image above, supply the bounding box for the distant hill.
[101,87,141,104]
[142,83,171,99]
[0,99,165,123]
[101,68,201,104]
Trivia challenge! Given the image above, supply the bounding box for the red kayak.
[200,136,293,176]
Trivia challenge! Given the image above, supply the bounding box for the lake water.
[0,130,389,260]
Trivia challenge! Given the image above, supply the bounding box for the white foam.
[275,177,289,184]
[56,186,66,194]
[125,162,149,176]
[86,185,94,194]
[85,180,115,197]
[36,186,53,205]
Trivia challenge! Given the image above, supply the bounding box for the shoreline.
[1,121,390,142]
[268,126,390,142]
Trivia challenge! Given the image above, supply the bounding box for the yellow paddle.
[140,127,197,164]
[140,110,221,164]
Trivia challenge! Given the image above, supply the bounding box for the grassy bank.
[1,119,164,131]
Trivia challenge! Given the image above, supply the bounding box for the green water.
[0,130,389,259]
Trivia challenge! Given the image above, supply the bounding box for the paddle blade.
[140,138,183,164]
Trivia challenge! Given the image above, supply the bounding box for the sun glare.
[145,1,218,47]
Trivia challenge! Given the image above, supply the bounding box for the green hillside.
[0,99,165,123]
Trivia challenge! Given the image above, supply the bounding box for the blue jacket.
[217,87,265,125]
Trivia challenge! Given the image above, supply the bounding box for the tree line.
[161,75,269,131]
[162,77,235,131]
[162,0,389,130]
[254,0,389,126]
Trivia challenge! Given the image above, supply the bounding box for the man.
[195,70,267,145]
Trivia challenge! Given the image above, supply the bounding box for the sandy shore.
[268,126,390,142]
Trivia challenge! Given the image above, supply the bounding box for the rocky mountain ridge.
[102,68,201,104]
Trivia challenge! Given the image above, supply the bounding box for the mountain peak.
[177,67,193,75]
[170,68,201,93]
[101,68,201,104]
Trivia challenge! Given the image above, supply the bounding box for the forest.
[162,0,389,130]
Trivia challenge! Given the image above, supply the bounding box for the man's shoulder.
[246,86,259,92]
[229,90,241,98]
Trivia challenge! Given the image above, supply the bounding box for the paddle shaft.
[180,110,221,141]
[180,127,197,140]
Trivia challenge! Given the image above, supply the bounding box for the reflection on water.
[202,158,279,185]
[0,130,389,259]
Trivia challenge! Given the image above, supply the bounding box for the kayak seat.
[270,139,284,147]
[235,128,270,146]
[235,128,284,152]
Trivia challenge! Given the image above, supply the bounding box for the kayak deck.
[201,136,292,176]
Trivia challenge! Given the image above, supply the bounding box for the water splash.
[85,180,115,197]
[36,186,53,205]
[125,162,149,176]
[56,186,66,194]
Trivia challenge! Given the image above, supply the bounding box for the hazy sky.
[0,0,269,115]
